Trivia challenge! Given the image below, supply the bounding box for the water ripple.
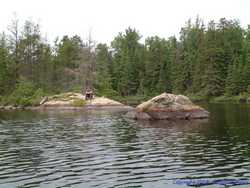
[0,106,250,187]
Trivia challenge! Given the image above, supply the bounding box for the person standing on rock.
[85,88,93,100]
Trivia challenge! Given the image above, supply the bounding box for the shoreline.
[0,104,133,111]
[111,95,250,105]
[1,94,250,111]
[188,95,250,104]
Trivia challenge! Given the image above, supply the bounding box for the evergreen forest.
[1,17,250,106]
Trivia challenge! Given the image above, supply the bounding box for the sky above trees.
[0,0,249,44]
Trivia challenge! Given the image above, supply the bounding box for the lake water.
[0,103,250,188]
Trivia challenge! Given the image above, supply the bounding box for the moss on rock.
[71,99,86,107]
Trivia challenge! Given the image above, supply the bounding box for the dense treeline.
[0,17,250,106]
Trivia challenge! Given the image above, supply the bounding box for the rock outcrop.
[86,97,123,106]
[41,92,85,108]
[125,93,209,120]
[40,92,131,110]
[0,92,132,111]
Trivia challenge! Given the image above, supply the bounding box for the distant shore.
[111,94,250,105]
[1,93,250,111]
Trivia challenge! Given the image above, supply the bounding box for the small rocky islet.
[39,92,132,110]
[0,92,132,111]
[125,93,209,120]
[0,92,209,120]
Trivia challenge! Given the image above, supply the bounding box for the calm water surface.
[0,103,250,188]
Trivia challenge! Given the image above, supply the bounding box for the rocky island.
[38,92,132,110]
[0,92,209,120]
[0,92,132,111]
[125,93,209,120]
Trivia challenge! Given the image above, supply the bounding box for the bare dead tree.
[83,29,96,92]
[8,13,19,59]
[7,13,20,84]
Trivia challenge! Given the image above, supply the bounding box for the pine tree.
[0,33,13,94]
[111,28,142,96]
[95,43,114,96]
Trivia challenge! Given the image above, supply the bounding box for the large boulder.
[125,93,209,120]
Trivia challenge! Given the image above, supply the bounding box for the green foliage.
[211,92,250,104]
[187,94,210,102]
[13,81,36,97]
[71,99,86,107]
[247,86,250,94]
[0,34,14,95]
[96,88,118,98]
[71,85,83,93]
[211,95,234,103]
[0,17,250,106]
[111,95,151,106]
[30,88,46,106]
[94,43,114,96]
[144,36,172,94]
[2,81,45,106]
[111,27,143,96]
